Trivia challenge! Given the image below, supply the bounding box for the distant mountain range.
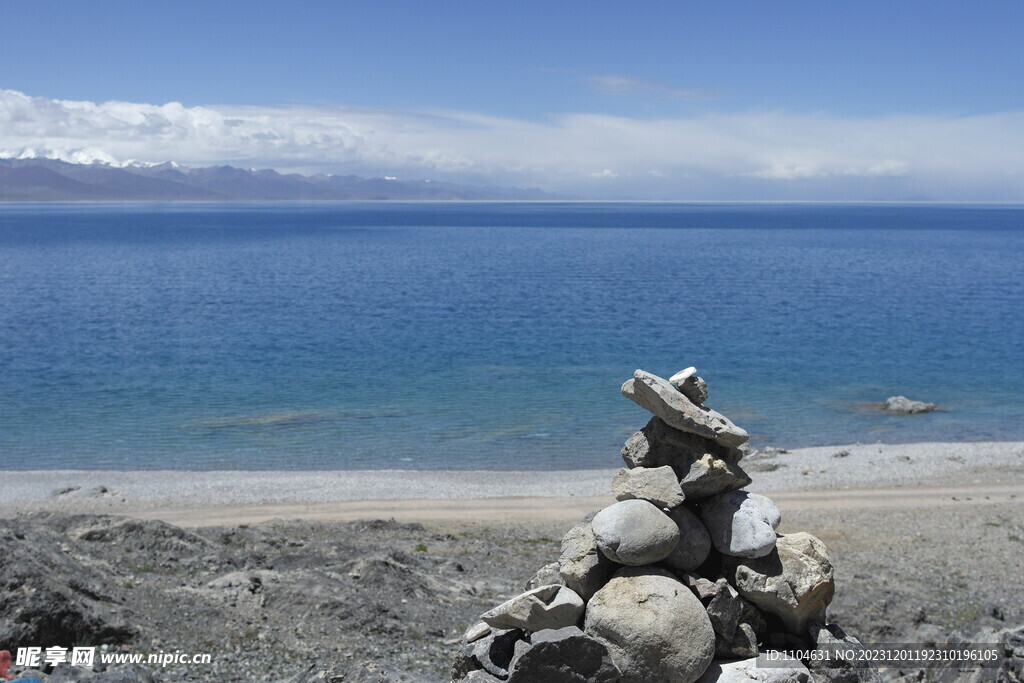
[0,158,554,201]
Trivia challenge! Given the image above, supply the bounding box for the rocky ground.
[1,493,1021,682]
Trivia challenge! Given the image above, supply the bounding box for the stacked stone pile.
[451,368,871,683]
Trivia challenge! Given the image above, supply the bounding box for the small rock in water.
[883,395,938,414]
[698,490,781,559]
[591,499,680,566]
[611,465,685,509]
[480,585,585,632]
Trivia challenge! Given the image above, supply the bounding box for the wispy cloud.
[585,74,715,100]
[2,89,1023,199]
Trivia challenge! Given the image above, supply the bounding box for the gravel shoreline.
[2,441,1021,513]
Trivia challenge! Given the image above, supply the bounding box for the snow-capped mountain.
[0,156,553,201]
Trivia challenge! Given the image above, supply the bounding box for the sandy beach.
[3,441,1021,526]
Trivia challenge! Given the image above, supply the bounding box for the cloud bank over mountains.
[2,88,1022,200]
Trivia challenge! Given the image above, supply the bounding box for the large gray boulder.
[621,418,750,498]
[698,490,781,559]
[480,585,585,632]
[696,656,810,683]
[592,500,680,566]
[621,370,748,448]
[558,513,612,600]
[585,567,715,683]
[726,532,836,635]
[611,466,685,509]
[506,626,621,682]
[660,506,712,573]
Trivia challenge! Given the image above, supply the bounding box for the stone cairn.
[452,368,873,683]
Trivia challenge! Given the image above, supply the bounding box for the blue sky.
[2,0,1023,199]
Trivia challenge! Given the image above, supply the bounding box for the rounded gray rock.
[592,499,680,566]
[585,566,715,683]
[697,490,781,559]
[661,506,712,573]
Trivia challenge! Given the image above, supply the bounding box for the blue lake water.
[1,202,1022,470]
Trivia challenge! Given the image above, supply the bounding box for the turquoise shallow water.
[0,202,1022,470]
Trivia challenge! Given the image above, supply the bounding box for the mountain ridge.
[0,158,556,201]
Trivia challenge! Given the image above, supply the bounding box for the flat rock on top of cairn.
[622,369,749,448]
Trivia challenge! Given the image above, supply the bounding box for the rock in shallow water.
[585,566,715,683]
[611,465,685,509]
[622,370,748,448]
[726,532,835,636]
[592,499,680,566]
[698,490,781,559]
[883,395,938,414]
[480,585,585,632]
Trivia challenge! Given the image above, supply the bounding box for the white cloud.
[585,74,715,100]
[2,88,1023,199]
